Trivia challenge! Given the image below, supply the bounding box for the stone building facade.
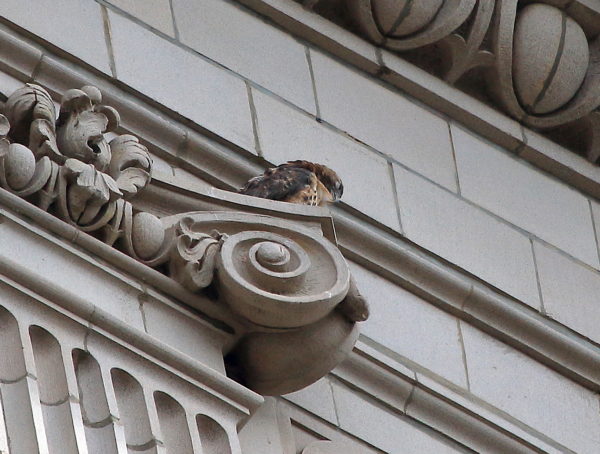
[0,1,599,453]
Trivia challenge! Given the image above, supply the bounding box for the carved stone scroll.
[161,212,352,328]
[161,212,361,395]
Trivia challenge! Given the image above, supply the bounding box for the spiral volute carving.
[218,230,349,328]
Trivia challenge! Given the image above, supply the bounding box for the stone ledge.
[331,341,576,454]
[333,210,600,392]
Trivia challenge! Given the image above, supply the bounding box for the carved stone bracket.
[0,83,368,396]
[336,0,600,161]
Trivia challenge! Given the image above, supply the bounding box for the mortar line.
[388,161,405,235]
[588,199,600,266]
[327,377,341,426]
[100,5,118,78]
[447,122,462,195]
[456,319,471,392]
[530,238,547,315]
[245,81,262,157]
[138,292,149,333]
[305,47,321,119]
[168,0,181,41]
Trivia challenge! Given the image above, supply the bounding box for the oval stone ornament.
[131,212,165,260]
[372,0,444,37]
[6,143,35,190]
[513,4,589,115]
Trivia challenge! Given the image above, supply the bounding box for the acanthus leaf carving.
[108,134,153,198]
[60,158,122,226]
[169,218,226,292]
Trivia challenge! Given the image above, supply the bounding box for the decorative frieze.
[0,82,368,396]
[319,0,600,162]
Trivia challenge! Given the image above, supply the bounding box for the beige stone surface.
[0,217,146,330]
[461,322,600,454]
[393,164,541,308]
[310,50,457,192]
[239,398,292,454]
[252,88,401,230]
[534,242,600,343]
[303,440,367,454]
[452,124,599,268]
[107,0,175,36]
[1,0,111,74]
[173,0,316,113]
[348,262,469,388]
[0,71,27,99]
[283,378,338,425]
[141,296,227,373]
[107,11,255,152]
[331,383,464,453]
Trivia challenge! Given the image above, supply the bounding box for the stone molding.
[321,0,600,161]
[329,341,574,454]
[233,0,600,199]
[336,210,600,392]
[0,20,597,393]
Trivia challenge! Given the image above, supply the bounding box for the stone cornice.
[0,22,598,396]
[235,0,600,199]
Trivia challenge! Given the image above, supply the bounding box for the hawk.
[239,160,343,206]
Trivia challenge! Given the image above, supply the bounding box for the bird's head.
[285,160,344,202]
[316,165,344,201]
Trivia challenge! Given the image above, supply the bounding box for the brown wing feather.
[239,166,317,203]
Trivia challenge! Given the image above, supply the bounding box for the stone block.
[239,398,293,454]
[393,165,541,308]
[379,49,525,154]
[310,50,457,191]
[108,11,255,152]
[2,0,111,74]
[348,263,468,388]
[107,0,175,36]
[141,295,227,373]
[461,322,600,454]
[283,378,338,425]
[252,89,400,230]
[172,0,316,113]
[331,383,464,453]
[0,71,30,100]
[519,128,600,201]
[533,241,600,343]
[452,124,599,268]
[303,440,368,454]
